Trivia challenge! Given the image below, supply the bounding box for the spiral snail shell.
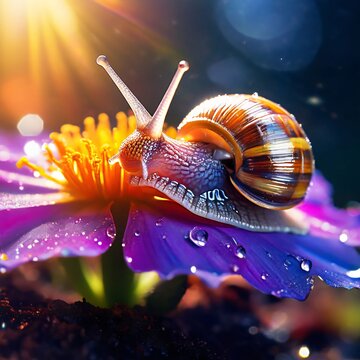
[97,56,314,234]
[178,94,314,210]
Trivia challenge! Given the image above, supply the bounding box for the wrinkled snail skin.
[129,133,308,234]
[97,56,313,234]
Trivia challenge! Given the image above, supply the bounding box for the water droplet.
[0,267,7,274]
[188,227,208,247]
[106,225,116,239]
[19,185,24,191]
[226,244,231,249]
[125,256,133,264]
[232,264,239,273]
[1,322,6,329]
[307,277,315,290]
[284,255,297,270]
[339,231,348,243]
[97,241,103,246]
[190,265,197,273]
[81,231,86,236]
[300,259,312,272]
[266,251,272,259]
[261,273,269,280]
[32,257,39,262]
[235,246,246,259]
[161,234,167,240]
[252,92,259,97]
[134,230,140,237]
[155,218,163,227]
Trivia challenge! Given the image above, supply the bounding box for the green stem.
[60,256,106,307]
[101,235,136,307]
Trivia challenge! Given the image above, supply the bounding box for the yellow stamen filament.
[16,112,177,201]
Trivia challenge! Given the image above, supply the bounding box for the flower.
[0,113,176,274]
[1,114,359,300]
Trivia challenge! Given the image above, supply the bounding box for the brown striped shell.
[177,94,314,210]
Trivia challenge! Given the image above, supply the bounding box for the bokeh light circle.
[216,0,322,72]
[17,114,44,136]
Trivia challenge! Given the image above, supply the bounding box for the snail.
[97,56,314,234]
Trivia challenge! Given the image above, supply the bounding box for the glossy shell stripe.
[178,94,314,210]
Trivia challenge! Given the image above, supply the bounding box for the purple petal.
[0,200,116,271]
[0,133,50,169]
[293,172,360,245]
[0,192,72,210]
[303,171,332,205]
[0,133,61,193]
[0,169,61,193]
[123,201,360,300]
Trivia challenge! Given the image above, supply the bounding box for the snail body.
[97,56,314,234]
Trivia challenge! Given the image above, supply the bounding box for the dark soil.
[0,278,293,360]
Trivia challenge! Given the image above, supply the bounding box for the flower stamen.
[16,112,176,201]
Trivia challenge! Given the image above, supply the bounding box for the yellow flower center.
[16,112,177,201]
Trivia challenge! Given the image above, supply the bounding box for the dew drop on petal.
[134,230,140,237]
[261,273,269,280]
[339,231,348,243]
[284,255,298,270]
[235,245,246,259]
[155,218,163,227]
[300,259,312,272]
[232,264,239,273]
[188,227,208,247]
[106,225,116,239]
[125,256,133,264]
[190,265,197,273]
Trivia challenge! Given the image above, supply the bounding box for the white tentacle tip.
[108,152,120,166]
[178,60,190,71]
[96,55,109,67]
